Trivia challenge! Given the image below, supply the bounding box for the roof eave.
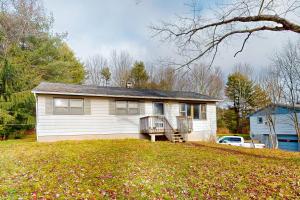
[32,90,222,102]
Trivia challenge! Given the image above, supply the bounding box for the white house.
[32,82,221,142]
[250,104,300,152]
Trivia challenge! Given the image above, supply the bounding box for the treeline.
[85,53,224,98]
[0,0,84,139]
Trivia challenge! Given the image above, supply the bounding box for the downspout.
[33,92,38,142]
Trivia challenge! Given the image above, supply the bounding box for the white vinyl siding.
[250,114,299,136]
[37,96,152,136]
[192,103,216,132]
[36,95,217,140]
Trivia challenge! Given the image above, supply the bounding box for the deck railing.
[176,116,193,134]
[140,116,176,141]
[140,116,165,134]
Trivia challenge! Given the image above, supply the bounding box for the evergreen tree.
[130,61,149,88]
[100,67,111,86]
[225,72,268,133]
[0,0,85,139]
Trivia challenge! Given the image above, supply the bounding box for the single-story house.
[32,82,221,142]
[249,104,300,152]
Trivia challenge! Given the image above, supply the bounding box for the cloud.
[43,0,299,74]
[44,0,185,60]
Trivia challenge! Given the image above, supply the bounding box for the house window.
[115,101,140,115]
[187,104,192,117]
[70,99,84,114]
[180,103,187,116]
[257,117,263,124]
[154,102,164,115]
[180,103,207,120]
[54,98,84,115]
[200,104,207,120]
[193,104,200,119]
[116,101,128,115]
[179,103,192,117]
[128,101,139,115]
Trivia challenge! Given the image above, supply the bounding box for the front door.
[153,102,164,116]
[153,102,165,130]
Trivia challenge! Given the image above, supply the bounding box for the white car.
[217,136,265,149]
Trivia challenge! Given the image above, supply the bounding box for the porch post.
[151,134,156,142]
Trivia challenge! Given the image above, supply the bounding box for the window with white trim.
[53,98,84,115]
[180,103,187,116]
[179,103,192,117]
[70,99,84,114]
[179,103,207,120]
[128,101,139,115]
[116,101,128,115]
[115,101,140,115]
[200,104,207,120]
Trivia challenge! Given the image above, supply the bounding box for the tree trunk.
[293,112,300,151]
[235,107,240,134]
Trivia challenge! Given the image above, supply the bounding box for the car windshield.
[219,137,241,143]
[219,137,230,143]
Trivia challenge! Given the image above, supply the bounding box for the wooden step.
[172,135,184,138]
[173,139,183,142]
[172,134,181,136]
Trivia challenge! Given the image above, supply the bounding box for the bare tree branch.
[234,32,252,57]
[152,0,300,69]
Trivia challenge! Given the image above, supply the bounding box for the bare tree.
[234,63,254,77]
[152,0,300,68]
[85,55,108,86]
[189,63,224,98]
[110,50,133,87]
[148,65,176,90]
[174,63,224,98]
[259,66,283,148]
[208,67,224,98]
[273,41,300,150]
[0,0,51,56]
[142,61,224,96]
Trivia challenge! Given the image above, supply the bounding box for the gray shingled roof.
[249,104,300,117]
[32,82,221,101]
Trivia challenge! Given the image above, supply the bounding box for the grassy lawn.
[0,139,299,199]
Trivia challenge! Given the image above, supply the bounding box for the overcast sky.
[43,0,299,74]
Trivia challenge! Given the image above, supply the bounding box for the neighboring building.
[249,104,300,152]
[32,82,220,142]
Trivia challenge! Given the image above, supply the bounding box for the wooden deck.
[140,116,193,142]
